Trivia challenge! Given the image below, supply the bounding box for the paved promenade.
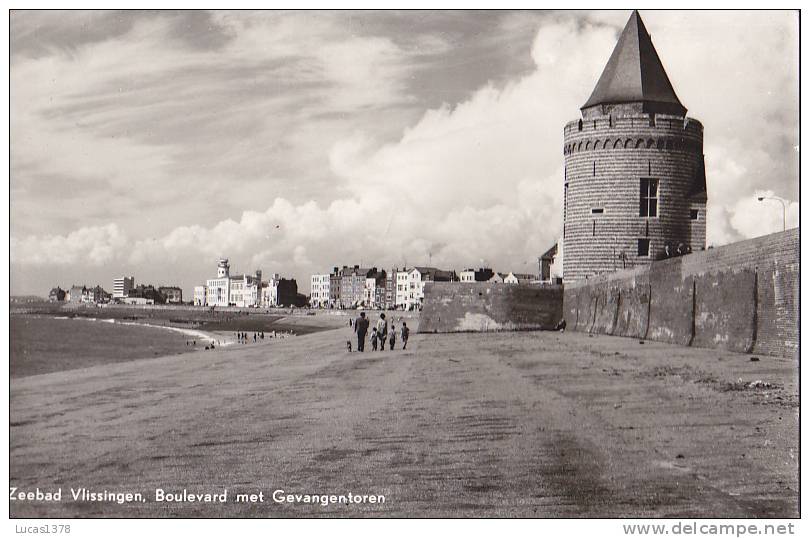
[10,321,798,517]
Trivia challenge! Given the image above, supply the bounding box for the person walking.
[388,322,397,350]
[355,312,369,352]
[376,313,388,351]
[401,322,410,350]
[371,328,378,351]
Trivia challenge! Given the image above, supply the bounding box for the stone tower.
[562,11,707,283]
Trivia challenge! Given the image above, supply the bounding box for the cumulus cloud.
[11,224,126,266]
[9,11,799,296]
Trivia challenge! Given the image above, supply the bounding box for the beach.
[9,306,350,378]
[9,312,798,518]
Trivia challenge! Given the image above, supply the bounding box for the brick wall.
[563,229,799,358]
[563,113,706,283]
[418,282,563,333]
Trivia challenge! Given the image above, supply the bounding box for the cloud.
[54,18,615,286]
[729,190,799,240]
[11,224,126,266]
[9,11,800,296]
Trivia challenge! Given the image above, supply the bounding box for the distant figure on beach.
[388,323,396,350]
[376,313,387,351]
[354,312,369,352]
[371,327,378,351]
[253,333,257,342]
[401,322,409,349]
[260,332,264,339]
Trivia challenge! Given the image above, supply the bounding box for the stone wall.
[563,229,799,358]
[418,282,563,333]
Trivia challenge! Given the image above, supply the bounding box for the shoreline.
[32,313,232,347]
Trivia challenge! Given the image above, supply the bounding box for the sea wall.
[418,283,563,333]
[563,228,799,358]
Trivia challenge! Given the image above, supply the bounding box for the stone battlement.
[564,115,703,156]
[564,114,703,136]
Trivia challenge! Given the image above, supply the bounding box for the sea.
[10,315,217,378]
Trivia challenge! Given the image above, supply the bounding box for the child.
[371,327,378,351]
[346,340,352,352]
[401,322,409,349]
[388,323,396,350]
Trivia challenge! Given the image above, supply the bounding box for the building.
[562,11,707,283]
[339,266,371,308]
[384,269,399,309]
[67,285,85,304]
[403,267,456,310]
[88,285,111,303]
[488,273,506,283]
[202,258,263,307]
[539,243,564,284]
[112,276,134,299]
[158,286,183,304]
[48,287,66,302]
[205,258,232,307]
[310,274,331,307]
[503,272,536,284]
[459,268,495,282]
[394,270,407,308]
[363,269,386,308]
[128,284,164,304]
[229,271,262,308]
[328,268,342,308]
[277,278,299,307]
[193,286,207,306]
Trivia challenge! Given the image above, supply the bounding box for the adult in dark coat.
[354,312,370,352]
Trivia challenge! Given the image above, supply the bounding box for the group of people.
[350,312,409,352]
[235,331,264,343]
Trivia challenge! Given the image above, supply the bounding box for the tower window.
[638,238,650,257]
[640,178,658,217]
[591,208,604,214]
[690,209,699,220]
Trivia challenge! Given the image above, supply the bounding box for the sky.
[10,10,799,296]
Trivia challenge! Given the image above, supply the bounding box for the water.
[10,315,206,378]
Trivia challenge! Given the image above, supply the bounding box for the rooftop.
[582,10,686,117]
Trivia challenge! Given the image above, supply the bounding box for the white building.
[395,270,409,308]
[200,259,264,307]
[504,272,537,284]
[194,286,207,306]
[262,273,282,307]
[310,274,330,307]
[489,272,506,283]
[113,276,134,299]
[403,267,455,310]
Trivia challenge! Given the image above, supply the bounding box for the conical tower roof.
[582,11,686,117]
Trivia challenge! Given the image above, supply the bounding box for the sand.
[9,317,798,517]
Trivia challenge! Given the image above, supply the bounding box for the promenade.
[10,316,798,517]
